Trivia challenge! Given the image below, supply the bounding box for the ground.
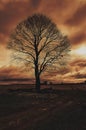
[0,84,86,130]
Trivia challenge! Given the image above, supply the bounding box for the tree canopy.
[8,14,70,91]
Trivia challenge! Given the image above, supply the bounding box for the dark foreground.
[0,84,86,130]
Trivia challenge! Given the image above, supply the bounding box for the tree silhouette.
[8,14,70,92]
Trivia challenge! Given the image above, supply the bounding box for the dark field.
[0,83,86,130]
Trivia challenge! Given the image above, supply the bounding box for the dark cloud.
[0,1,30,35]
[0,66,28,79]
[72,73,86,79]
[0,0,83,38]
[56,68,70,75]
[30,0,41,8]
[65,4,86,26]
[77,62,86,67]
[70,59,86,68]
[70,31,86,45]
[39,0,71,20]
[0,0,41,35]
[44,67,70,77]
[0,0,40,44]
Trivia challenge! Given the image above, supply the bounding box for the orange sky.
[0,0,86,83]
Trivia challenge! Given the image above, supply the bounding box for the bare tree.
[7,14,70,92]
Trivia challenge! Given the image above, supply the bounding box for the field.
[0,83,86,130]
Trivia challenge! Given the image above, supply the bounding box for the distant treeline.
[0,78,30,82]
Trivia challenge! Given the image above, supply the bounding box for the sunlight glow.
[75,46,86,55]
[72,45,86,57]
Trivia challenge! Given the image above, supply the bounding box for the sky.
[0,0,86,83]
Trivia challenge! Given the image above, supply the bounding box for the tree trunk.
[35,66,41,92]
[35,74,40,92]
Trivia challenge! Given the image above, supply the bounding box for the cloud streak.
[70,30,86,45]
[65,3,86,27]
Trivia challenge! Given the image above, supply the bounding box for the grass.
[0,84,86,130]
